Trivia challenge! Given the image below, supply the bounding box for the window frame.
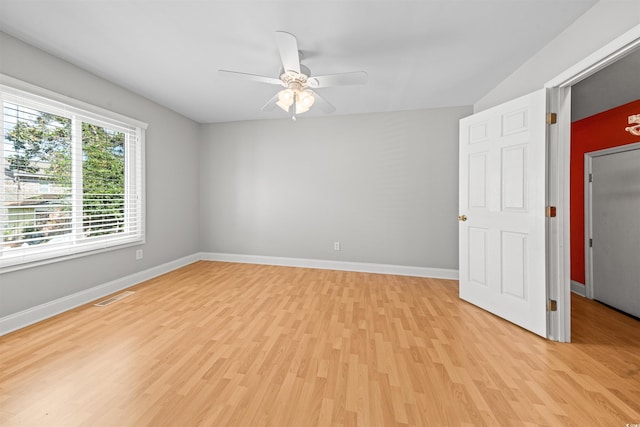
[0,75,147,273]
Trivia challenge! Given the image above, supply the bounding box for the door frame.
[544,24,640,342]
[584,142,640,300]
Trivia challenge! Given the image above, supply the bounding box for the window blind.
[1,82,145,271]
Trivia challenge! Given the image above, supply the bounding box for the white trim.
[586,141,640,158]
[0,241,143,274]
[0,74,148,130]
[546,87,575,343]
[584,142,640,301]
[543,24,640,343]
[545,25,640,88]
[571,280,586,297]
[584,153,594,300]
[0,77,147,273]
[200,252,459,280]
[0,253,200,336]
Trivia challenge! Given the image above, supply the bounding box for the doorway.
[569,53,640,326]
[585,144,640,318]
[545,24,640,342]
[458,26,640,342]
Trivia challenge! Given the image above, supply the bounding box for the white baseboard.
[0,253,200,336]
[199,252,459,280]
[571,280,586,297]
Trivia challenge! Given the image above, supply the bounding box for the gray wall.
[475,0,640,111]
[6,0,637,321]
[200,107,471,269]
[0,32,201,317]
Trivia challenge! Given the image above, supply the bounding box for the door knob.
[458,215,467,222]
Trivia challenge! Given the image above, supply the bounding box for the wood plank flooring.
[1,261,639,426]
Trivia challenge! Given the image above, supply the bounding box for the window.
[1,78,146,272]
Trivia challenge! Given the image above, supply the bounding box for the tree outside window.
[3,104,127,248]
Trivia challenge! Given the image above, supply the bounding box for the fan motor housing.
[280,65,313,88]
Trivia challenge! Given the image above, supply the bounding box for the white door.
[590,146,640,318]
[459,89,548,338]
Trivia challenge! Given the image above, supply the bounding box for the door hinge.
[547,299,558,312]
[588,173,593,183]
[546,113,557,125]
[545,206,557,218]
[589,238,593,248]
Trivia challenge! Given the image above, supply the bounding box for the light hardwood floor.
[1,261,639,426]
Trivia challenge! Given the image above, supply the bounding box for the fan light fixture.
[625,114,640,136]
[276,88,316,114]
[218,31,368,119]
[276,73,316,115]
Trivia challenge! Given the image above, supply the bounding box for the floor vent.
[94,291,135,307]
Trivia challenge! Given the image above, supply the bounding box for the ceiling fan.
[218,31,368,120]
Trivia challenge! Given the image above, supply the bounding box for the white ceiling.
[0,1,598,124]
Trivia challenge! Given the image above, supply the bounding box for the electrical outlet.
[333,241,341,251]
[136,249,143,260]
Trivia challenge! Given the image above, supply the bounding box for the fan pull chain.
[291,97,297,121]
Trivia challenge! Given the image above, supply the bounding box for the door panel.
[591,147,640,318]
[502,145,527,211]
[459,89,548,338]
[469,154,488,208]
[468,227,488,286]
[501,231,527,299]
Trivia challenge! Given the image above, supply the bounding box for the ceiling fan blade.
[312,91,336,114]
[308,71,368,88]
[275,31,300,74]
[218,70,282,86]
[261,93,279,111]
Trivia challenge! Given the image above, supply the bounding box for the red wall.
[570,99,640,285]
